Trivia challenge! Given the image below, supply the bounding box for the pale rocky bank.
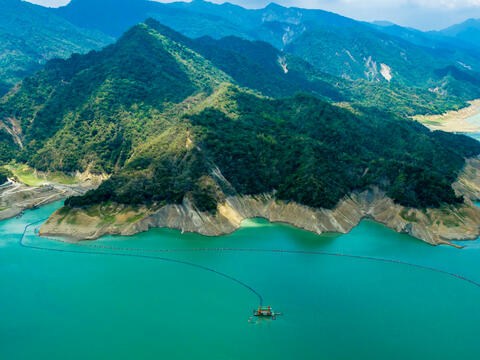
[0,170,105,221]
[415,99,480,133]
[40,158,480,246]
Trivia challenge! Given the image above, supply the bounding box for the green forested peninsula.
[1,19,479,213]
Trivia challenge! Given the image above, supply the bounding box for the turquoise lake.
[1,201,480,359]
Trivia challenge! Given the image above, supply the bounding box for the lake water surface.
[1,201,480,359]
[463,111,480,140]
[465,110,480,128]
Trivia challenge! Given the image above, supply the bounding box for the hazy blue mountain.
[372,21,396,27]
[52,1,480,89]
[370,21,480,62]
[439,18,480,47]
[55,0,254,39]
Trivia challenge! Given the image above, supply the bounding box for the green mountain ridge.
[54,0,480,78]
[1,20,234,173]
[47,0,480,115]
[1,19,478,214]
[146,26,477,116]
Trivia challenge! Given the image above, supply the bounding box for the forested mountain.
[1,19,479,214]
[0,0,113,96]
[49,0,480,115]
[55,0,258,39]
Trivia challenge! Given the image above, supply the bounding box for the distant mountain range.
[45,1,480,102]
[3,0,480,109]
[51,0,480,113]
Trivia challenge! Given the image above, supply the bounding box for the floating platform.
[253,306,281,320]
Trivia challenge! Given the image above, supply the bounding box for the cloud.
[201,0,480,8]
[281,0,480,8]
[25,0,69,6]
[411,0,480,8]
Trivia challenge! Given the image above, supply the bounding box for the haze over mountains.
[440,18,480,48]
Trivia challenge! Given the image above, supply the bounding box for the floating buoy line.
[19,218,480,322]
[20,219,264,315]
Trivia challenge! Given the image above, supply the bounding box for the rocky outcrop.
[39,158,480,246]
[415,99,480,133]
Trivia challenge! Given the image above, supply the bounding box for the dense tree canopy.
[0,19,478,212]
[66,89,480,210]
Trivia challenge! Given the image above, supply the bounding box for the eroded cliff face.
[40,158,480,246]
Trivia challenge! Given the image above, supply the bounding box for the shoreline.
[0,165,106,222]
[40,183,480,247]
[40,215,466,249]
[0,181,95,222]
[415,99,480,133]
[39,158,480,247]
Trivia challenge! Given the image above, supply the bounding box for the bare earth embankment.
[0,165,104,221]
[40,158,480,247]
[415,99,480,133]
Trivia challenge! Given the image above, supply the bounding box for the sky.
[24,0,480,30]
